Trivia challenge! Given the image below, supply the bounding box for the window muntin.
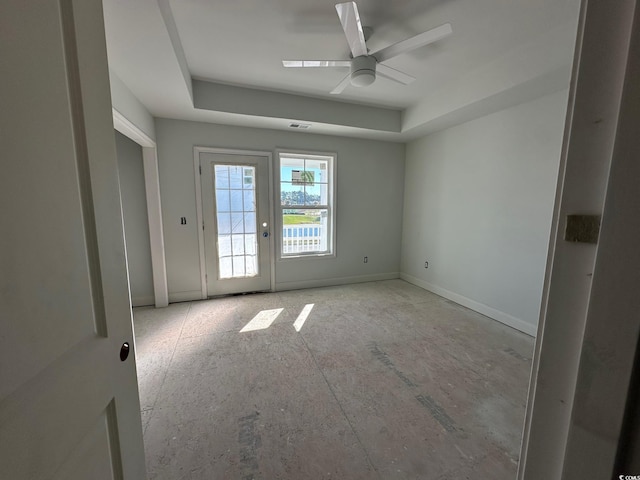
[278,152,335,257]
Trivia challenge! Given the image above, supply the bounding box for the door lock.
[262,231,269,238]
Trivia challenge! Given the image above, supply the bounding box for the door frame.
[518,0,640,478]
[194,146,276,298]
[113,108,169,308]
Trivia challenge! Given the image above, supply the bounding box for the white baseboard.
[131,295,155,307]
[168,290,204,303]
[275,272,400,292]
[400,273,537,337]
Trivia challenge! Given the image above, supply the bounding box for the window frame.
[276,150,337,260]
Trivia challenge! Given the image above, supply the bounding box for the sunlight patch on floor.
[293,304,314,332]
[239,308,284,332]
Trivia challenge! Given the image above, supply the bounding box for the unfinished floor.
[133,279,533,479]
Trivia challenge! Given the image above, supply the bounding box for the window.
[278,151,335,258]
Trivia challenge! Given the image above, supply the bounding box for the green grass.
[283,214,320,225]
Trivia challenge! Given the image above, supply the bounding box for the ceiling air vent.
[288,122,311,129]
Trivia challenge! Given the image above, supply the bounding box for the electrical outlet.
[364,256,368,263]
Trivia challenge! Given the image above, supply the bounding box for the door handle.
[120,342,130,361]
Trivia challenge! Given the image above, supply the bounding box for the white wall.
[155,119,406,301]
[115,131,155,306]
[109,69,156,141]
[401,90,568,335]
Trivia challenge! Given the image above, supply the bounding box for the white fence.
[282,224,325,254]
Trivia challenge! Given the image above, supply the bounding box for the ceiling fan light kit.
[282,1,452,95]
[350,56,376,87]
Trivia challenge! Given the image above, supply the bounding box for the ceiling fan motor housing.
[350,55,376,87]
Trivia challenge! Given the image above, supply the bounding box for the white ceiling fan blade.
[330,73,352,94]
[372,23,452,63]
[377,64,415,85]
[283,60,351,68]
[335,2,368,58]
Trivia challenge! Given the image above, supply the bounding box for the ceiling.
[102,0,580,141]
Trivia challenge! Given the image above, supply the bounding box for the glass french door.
[199,152,271,296]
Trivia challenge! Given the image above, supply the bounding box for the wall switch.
[364,256,368,263]
[424,261,429,269]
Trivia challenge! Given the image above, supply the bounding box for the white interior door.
[0,0,145,478]
[199,152,272,296]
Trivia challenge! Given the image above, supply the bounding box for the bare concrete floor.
[133,279,533,479]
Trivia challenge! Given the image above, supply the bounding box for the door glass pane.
[244,212,256,233]
[217,212,231,235]
[245,234,257,255]
[219,257,232,279]
[232,256,246,276]
[230,190,243,211]
[216,189,230,212]
[214,165,259,279]
[229,167,243,188]
[243,190,255,211]
[245,254,257,276]
[232,234,245,255]
[215,168,229,188]
[231,213,245,234]
[218,235,232,256]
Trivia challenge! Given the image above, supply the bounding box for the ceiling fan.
[282,1,452,94]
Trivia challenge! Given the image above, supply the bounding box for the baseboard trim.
[131,295,155,307]
[275,272,400,292]
[400,273,537,337]
[168,290,204,303]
